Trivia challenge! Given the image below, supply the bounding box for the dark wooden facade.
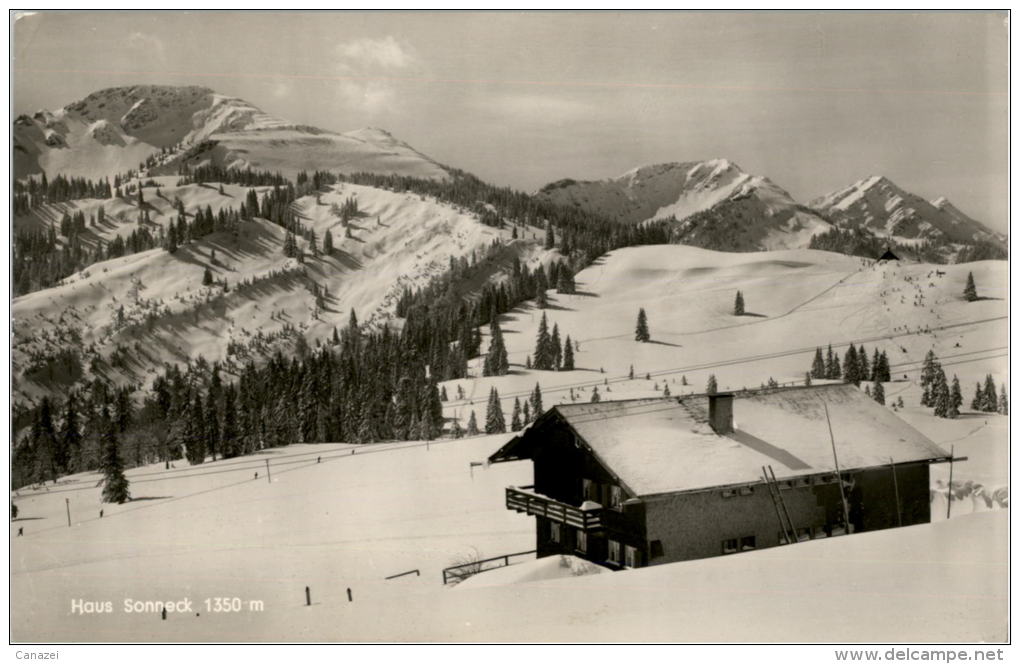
[497,406,936,570]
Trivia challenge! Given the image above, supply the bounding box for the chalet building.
[488,384,951,569]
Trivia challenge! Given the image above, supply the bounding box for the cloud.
[332,36,420,114]
[337,36,417,71]
[127,31,166,63]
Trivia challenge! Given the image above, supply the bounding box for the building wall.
[643,463,933,566]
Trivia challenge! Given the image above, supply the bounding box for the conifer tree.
[31,397,58,483]
[533,313,554,370]
[950,375,963,414]
[483,319,509,376]
[734,291,745,316]
[663,384,671,397]
[982,374,998,412]
[511,397,523,431]
[485,387,506,434]
[706,374,718,395]
[843,344,860,385]
[556,269,575,294]
[323,229,334,255]
[590,386,601,403]
[932,369,951,418]
[811,347,825,379]
[963,271,978,302]
[202,267,213,286]
[825,345,839,379]
[872,378,885,405]
[466,410,479,436]
[635,308,650,342]
[551,324,562,370]
[998,385,1008,415]
[544,220,555,250]
[562,335,575,370]
[971,382,984,411]
[805,372,812,386]
[59,393,82,475]
[99,406,130,504]
[220,386,240,457]
[858,346,870,382]
[531,382,544,416]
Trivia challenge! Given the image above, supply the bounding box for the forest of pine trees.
[808,344,890,384]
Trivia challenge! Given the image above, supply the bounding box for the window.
[797,528,811,542]
[739,486,754,496]
[607,539,621,564]
[609,485,623,509]
[722,538,739,554]
[740,536,756,551]
[582,478,597,502]
[576,529,588,553]
[649,540,664,559]
[550,522,561,544]
[721,488,737,498]
[812,525,828,539]
[624,544,638,568]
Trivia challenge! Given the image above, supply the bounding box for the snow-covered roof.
[492,384,949,497]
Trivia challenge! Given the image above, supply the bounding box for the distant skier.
[99,509,104,518]
[254,472,259,480]
[17,527,23,537]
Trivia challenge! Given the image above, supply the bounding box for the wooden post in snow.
[65,498,71,527]
[265,459,271,484]
[305,586,311,606]
[823,402,852,532]
[946,445,955,520]
[889,457,902,527]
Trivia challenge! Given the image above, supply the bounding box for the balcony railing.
[505,485,603,531]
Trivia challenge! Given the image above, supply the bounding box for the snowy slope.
[14,85,448,181]
[440,245,1007,428]
[10,432,1006,642]
[536,160,832,250]
[12,181,553,405]
[10,243,1008,642]
[811,175,1006,247]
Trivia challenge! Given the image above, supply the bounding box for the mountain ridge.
[14,84,449,182]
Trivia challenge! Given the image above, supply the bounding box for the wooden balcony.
[506,485,603,531]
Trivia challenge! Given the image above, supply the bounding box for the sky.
[12,11,1010,232]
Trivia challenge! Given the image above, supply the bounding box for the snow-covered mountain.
[13,85,449,181]
[537,160,832,250]
[810,175,1005,248]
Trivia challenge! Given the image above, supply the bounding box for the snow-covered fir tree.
[635,308,650,342]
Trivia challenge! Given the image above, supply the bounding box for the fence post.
[305,586,311,606]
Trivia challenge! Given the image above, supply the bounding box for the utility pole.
[946,445,955,520]
[889,457,902,527]
[823,402,852,532]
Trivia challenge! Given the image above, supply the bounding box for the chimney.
[708,393,734,434]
